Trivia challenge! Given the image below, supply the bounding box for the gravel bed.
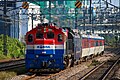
[53,63,89,80]
[96,53,115,62]
[8,75,28,80]
[111,66,120,80]
[66,66,95,80]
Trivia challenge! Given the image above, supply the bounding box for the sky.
[111,0,120,6]
[92,0,120,7]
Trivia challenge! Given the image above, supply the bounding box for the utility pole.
[74,0,82,29]
[75,8,77,29]
[83,7,85,31]
[119,0,120,12]
[100,0,101,24]
[90,0,92,24]
[32,8,33,29]
[49,0,51,23]
[3,0,7,55]
[32,13,33,29]
[14,0,17,38]
[17,12,19,39]
[14,12,15,38]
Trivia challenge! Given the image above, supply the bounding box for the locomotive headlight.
[50,55,53,58]
[36,55,39,58]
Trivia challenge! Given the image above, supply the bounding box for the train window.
[96,41,98,46]
[58,34,63,42]
[28,34,33,42]
[36,32,43,39]
[100,41,102,46]
[47,32,54,39]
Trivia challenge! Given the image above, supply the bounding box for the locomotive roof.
[26,23,63,34]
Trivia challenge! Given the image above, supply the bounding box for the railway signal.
[22,1,29,9]
[75,1,82,8]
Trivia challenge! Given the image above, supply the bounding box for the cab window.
[47,32,54,39]
[36,32,43,39]
[58,34,63,42]
[28,34,33,42]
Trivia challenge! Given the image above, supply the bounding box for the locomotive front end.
[25,24,66,72]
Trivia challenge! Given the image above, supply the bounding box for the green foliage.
[0,67,26,80]
[91,60,100,66]
[0,34,25,59]
[103,34,118,47]
[0,54,8,60]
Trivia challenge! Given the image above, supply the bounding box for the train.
[25,23,104,72]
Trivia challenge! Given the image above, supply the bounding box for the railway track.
[0,59,25,71]
[80,57,120,80]
[10,48,120,80]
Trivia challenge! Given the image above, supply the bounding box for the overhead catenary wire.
[0,0,41,23]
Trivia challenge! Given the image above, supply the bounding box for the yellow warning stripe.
[75,1,82,8]
[23,4,29,9]
[77,2,82,8]
[75,1,80,7]
[22,2,29,9]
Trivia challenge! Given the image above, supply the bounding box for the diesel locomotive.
[25,23,104,72]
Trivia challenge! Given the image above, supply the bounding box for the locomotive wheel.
[64,56,70,68]
[91,55,94,59]
[70,55,74,67]
[84,57,88,62]
[63,56,74,68]
[100,52,104,56]
[101,51,104,55]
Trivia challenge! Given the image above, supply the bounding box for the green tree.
[0,34,25,60]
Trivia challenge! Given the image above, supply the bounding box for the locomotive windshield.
[58,34,63,42]
[47,32,54,39]
[36,32,43,39]
[28,34,33,42]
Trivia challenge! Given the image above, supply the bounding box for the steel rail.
[80,62,105,80]
[0,63,25,71]
[80,57,120,80]
[0,59,25,71]
[101,57,120,80]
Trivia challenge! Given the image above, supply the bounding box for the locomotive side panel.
[88,38,95,56]
[98,39,104,54]
[74,34,82,60]
[94,39,99,55]
[94,38,104,55]
[81,35,90,57]
[81,35,104,58]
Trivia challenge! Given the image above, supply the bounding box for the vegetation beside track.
[90,60,101,66]
[0,34,25,60]
[0,71,16,80]
[0,67,26,80]
[101,34,120,47]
